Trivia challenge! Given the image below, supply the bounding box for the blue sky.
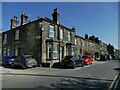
[0,2,2,29]
[2,2,118,48]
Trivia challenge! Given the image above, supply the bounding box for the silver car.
[13,55,37,69]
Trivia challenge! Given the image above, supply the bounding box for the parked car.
[107,55,112,60]
[61,55,84,69]
[13,55,37,69]
[2,56,16,66]
[82,55,93,65]
[100,54,109,61]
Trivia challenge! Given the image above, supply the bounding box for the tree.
[89,35,100,44]
[107,44,114,54]
[85,34,88,39]
[89,35,95,41]
[94,37,99,44]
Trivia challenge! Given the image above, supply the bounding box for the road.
[1,60,119,89]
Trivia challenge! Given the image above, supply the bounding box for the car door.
[78,56,84,66]
[75,56,80,66]
[71,56,77,66]
[89,56,92,63]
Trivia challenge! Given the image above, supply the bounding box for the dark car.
[100,54,109,61]
[13,55,37,69]
[2,56,16,66]
[61,55,84,69]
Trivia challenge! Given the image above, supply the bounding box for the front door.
[60,46,64,62]
[15,47,18,56]
[15,47,21,56]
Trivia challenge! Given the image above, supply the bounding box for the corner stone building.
[2,8,109,66]
[2,8,77,65]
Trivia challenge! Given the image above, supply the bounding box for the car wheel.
[62,65,65,68]
[11,63,14,68]
[73,64,76,69]
[22,64,26,69]
[81,63,84,67]
[2,63,5,66]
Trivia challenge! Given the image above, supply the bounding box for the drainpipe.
[39,22,44,66]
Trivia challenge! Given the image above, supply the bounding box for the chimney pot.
[52,8,59,24]
[10,16,18,29]
[21,12,28,25]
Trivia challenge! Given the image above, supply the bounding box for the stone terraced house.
[2,8,110,66]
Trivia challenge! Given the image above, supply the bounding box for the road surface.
[1,60,119,89]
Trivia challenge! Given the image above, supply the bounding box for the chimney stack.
[52,8,59,24]
[10,16,18,29]
[21,12,28,25]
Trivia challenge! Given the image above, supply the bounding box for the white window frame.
[72,47,75,55]
[75,38,76,45]
[3,34,7,44]
[68,32,71,41]
[15,30,19,40]
[3,48,7,56]
[47,44,52,59]
[7,48,10,56]
[60,28,63,40]
[53,45,58,59]
[49,25,54,38]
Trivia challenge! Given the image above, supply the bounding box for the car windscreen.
[82,56,88,58]
[25,56,32,60]
[11,56,16,59]
[17,56,21,60]
[79,57,84,60]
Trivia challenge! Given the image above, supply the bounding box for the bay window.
[47,44,52,59]
[53,45,58,59]
[47,44,58,59]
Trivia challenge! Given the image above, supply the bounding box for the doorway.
[60,46,64,62]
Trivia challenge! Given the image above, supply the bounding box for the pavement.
[115,73,120,90]
[110,71,120,90]
[109,60,120,90]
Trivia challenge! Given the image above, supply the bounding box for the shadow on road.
[114,68,120,72]
[2,72,113,89]
[114,60,120,73]
[2,65,38,70]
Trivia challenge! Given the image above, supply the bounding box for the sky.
[1,0,120,2]
[2,2,118,49]
[0,2,2,30]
